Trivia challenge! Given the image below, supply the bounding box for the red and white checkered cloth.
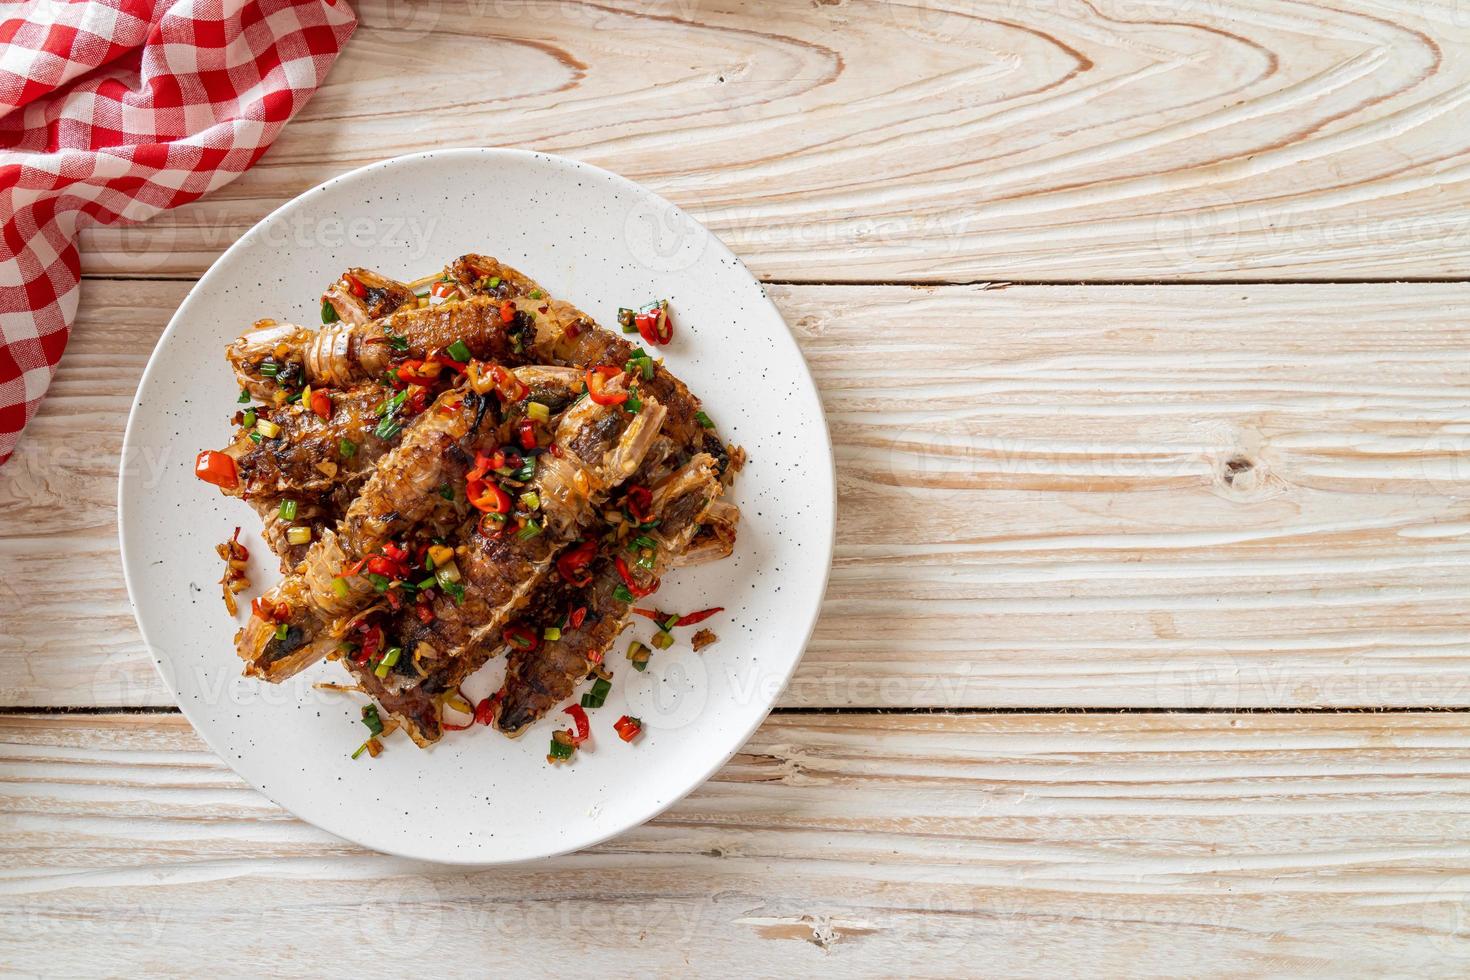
[0,0,355,465]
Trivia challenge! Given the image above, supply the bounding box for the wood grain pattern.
[73,0,1470,281]
[5,711,1470,976]
[2,279,1466,709]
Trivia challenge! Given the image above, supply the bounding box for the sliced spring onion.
[487,276,502,289]
[513,457,537,481]
[374,647,402,678]
[548,735,575,760]
[543,626,562,641]
[662,614,680,631]
[436,482,455,501]
[441,578,466,604]
[278,499,298,521]
[274,623,289,641]
[237,389,251,404]
[435,561,462,585]
[624,387,643,414]
[321,298,339,324]
[651,630,675,650]
[627,640,651,671]
[613,584,634,604]
[529,289,545,300]
[249,431,263,444]
[286,525,312,545]
[428,544,454,567]
[446,339,473,362]
[362,704,383,736]
[376,388,408,417]
[373,417,403,440]
[351,740,373,760]
[516,520,543,541]
[580,677,612,709]
[519,491,541,511]
[339,438,357,458]
[331,576,350,599]
[241,409,256,429]
[259,360,280,378]
[526,401,550,422]
[255,418,281,438]
[386,331,409,351]
[366,572,391,592]
[417,576,437,590]
[695,410,715,429]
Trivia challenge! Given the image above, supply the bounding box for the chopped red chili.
[585,366,627,406]
[194,450,238,490]
[354,623,382,665]
[394,359,436,385]
[489,365,529,403]
[615,555,658,598]
[345,273,367,298]
[563,704,590,745]
[556,539,597,587]
[623,484,653,524]
[469,478,511,514]
[466,449,504,483]
[499,300,517,324]
[309,389,332,420]
[635,302,673,346]
[405,385,429,415]
[503,623,539,651]
[675,607,724,627]
[251,597,290,622]
[613,715,642,742]
[518,417,537,450]
[429,351,467,374]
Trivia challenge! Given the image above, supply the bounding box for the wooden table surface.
[4,1,1470,974]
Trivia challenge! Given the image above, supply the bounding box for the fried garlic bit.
[216,526,251,616]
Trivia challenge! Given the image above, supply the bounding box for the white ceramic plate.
[118,149,834,864]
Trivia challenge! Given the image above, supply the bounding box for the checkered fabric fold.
[0,0,355,465]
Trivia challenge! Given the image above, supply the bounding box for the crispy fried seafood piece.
[322,268,418,326]
[497,453,724,735]
[236,385,494,681]
[221,386,401,501]
[232,293,536,396]
[345,376,667,746]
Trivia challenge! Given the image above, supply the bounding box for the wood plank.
[74,0,1470,281]
[3,280,1468,708]
[5,711,1470,975]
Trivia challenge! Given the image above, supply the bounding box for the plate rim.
[117,146,836,864]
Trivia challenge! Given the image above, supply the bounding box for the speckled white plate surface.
[118,148,834,864]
